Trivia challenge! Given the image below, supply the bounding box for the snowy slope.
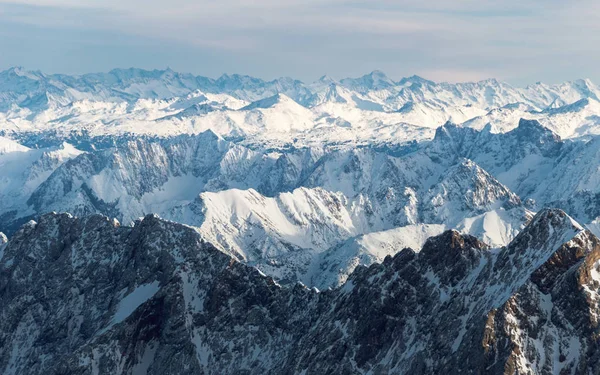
[463,97,600,139]
[309,223,446,288]
[0,136,29,154]
[0,142,83,231]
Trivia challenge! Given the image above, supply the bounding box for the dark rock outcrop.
[1,209,598,374]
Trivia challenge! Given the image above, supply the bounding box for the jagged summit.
[419,229,489,265]
[510,118,562,142]
[431,121,462,141]
[306,83,355,106]
[510,208,583,245]
[0,66,44,81]
[397,74,436,86]
[517,117,546,130]
[316,74,336,84]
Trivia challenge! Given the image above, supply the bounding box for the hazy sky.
[0,0,598,84]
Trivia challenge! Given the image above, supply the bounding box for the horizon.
[1,65,596,88]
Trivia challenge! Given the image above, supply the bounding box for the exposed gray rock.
[1,209,598,374]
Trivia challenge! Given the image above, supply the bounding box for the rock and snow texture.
[3,115,600,289]
[3,69,600,370]
[0,125,543,288]
[5,114,600,288]
[0,140,84,233]
[1,209,599,374]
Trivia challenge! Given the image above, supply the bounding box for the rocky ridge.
[1,209,598,374]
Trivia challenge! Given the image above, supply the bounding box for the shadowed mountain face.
[1,208,599,374]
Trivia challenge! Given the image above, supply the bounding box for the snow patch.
[113,281,160,324]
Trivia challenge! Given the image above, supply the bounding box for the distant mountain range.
[2,67,600,147]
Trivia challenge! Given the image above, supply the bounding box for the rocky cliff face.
[1,209,598,374]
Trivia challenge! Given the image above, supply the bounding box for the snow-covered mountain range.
[3,67,600,373]
[3,67,600,148]
[1,123,535,288]
[3,67,600,290]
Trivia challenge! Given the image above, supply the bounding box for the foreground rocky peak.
[482,211,600,374]
[1,209,599,374]
[0,213,288,375]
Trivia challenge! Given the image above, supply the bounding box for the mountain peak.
[432,121,464,141]
[503,208,585,267]
[339,70,395,91]
[512,118,561,142]
[398,74,436,86]
[4,66,26,75]
[366,69,391,81]
[529,208,583,232]
[518,118,544,129]
[369,69,387,76]
[0,66,43,81]
[317,75,336,84]
[572,77,595,88]
[321,84,350,104]
[425,157,522,214]
[215,73,266,90]
[421,229,488,257]
[240,93,296,110]
[477,77,501,85]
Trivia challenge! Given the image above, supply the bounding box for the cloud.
[0,0,599,84]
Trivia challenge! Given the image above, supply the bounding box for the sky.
[0,0,598,85]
